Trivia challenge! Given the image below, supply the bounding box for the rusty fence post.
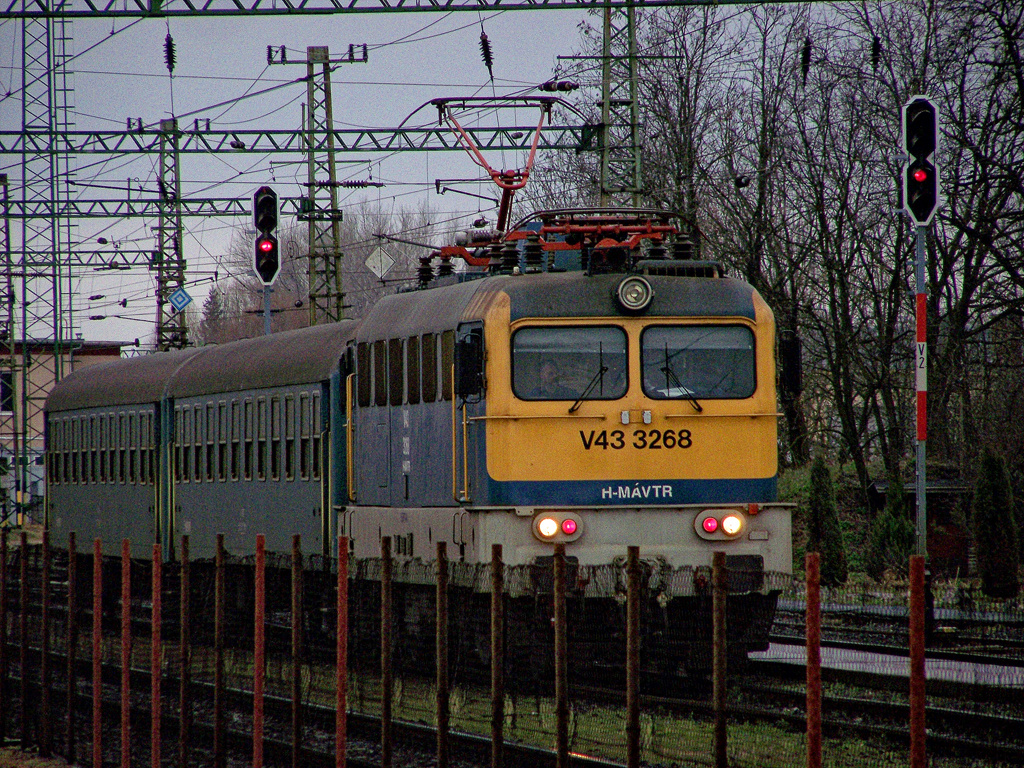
[436,541,449,768]
[214,534,226,768]
[40,529,51,757]
[336,536,348,768]
[805,552,821,768]
[66,532,78,764]
[626,546,640,768]
[553,542,568,768]
[712,550,727,768]
[120,539,131,768]
[291,534,303,768]
[92,539,102,768]
[179,535,191,768]
[254,533,266,768]
[910,555,926,768]
[151,544,162,768]
[381,536,393,768]
[490,543,504,768]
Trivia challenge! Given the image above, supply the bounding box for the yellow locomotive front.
[455,266,791,578]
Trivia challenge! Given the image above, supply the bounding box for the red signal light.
[561,519,577,535]
[913,168,928,183]
[703,517,718,533]
[258,238,274,253]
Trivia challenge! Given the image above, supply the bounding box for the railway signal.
[902,96,939,226]
[252,185,280,286]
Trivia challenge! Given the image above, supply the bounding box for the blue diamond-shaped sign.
[168,288,193,312]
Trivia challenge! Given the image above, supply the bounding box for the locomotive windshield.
[513,326,627,401]
[641,326,755,399]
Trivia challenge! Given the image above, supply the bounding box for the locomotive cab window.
[513,326,627,401]
[641,325,755,400]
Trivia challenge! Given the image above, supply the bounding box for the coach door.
[357,339,391,504]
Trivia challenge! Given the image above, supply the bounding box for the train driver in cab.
[532,357,575,399]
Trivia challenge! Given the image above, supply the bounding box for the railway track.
[6,638,1024,768]
[3,646,625,768]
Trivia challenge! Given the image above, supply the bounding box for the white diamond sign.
[168,287,193,312]
[365,246,395,279]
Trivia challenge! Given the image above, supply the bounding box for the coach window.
[204,404,215,482]
[641,325,755,400]
[244,399,254,480]
[174,408,183,482]
[373,340,387,407]
[181,408,192,483]
[389,338,404,407]
[118,413,126,484]
[512,326,628,401]
[138,413,147,485]
[256,398,267,480]
[193,407,204,483]
[311,393,321,479]
[105,414,112,482]
[88,415,97,483]
[285,395,296,481]
[299,393,310,480]
[95,415,104,483]
[98,414,107,483]
[66,418,74,484]
[49,420,60,485]
[228,401,239,481]
[441,330,454,401]
[69,418,78,483]
[271,396,282,480]
[421,334,437,403]
[216,402,227,481]
[49,419,60,485]
[357,343,371,408]
[143,413,153,485]
[406,336,421,405]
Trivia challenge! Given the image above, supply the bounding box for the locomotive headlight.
[613,275,654,314]
[533,512,584,543]
[538,517,559,538]
[722,514,743,536]
[695,509,745,540]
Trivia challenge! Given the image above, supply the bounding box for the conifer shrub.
[805,456,848,586]
[973,449,1020,599]
[866,475,914,581]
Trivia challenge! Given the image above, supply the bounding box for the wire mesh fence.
[0,530,1022,768]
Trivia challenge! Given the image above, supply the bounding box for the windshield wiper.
[661,363,703,413]
[569,365,608,414]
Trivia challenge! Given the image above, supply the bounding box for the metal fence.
[1,528,1022,768]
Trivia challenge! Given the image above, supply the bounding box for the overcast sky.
[0,9,593,343]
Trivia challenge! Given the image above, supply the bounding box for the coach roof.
[46,322,357,413]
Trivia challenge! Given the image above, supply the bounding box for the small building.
[0,339,125,525]
[867,476,972,576]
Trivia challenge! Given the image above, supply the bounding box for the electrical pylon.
[155,119,188,350]
[271,44,367,325]
[13,6,76,519]
[599,4,642,206]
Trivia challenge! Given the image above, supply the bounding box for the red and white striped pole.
[914,228,927,558]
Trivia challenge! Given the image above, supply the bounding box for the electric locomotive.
[44,207,793,667]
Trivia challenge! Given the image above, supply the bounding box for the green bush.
[806,456,848,586]
[866,476,914,581]
[973,449,1021,599]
